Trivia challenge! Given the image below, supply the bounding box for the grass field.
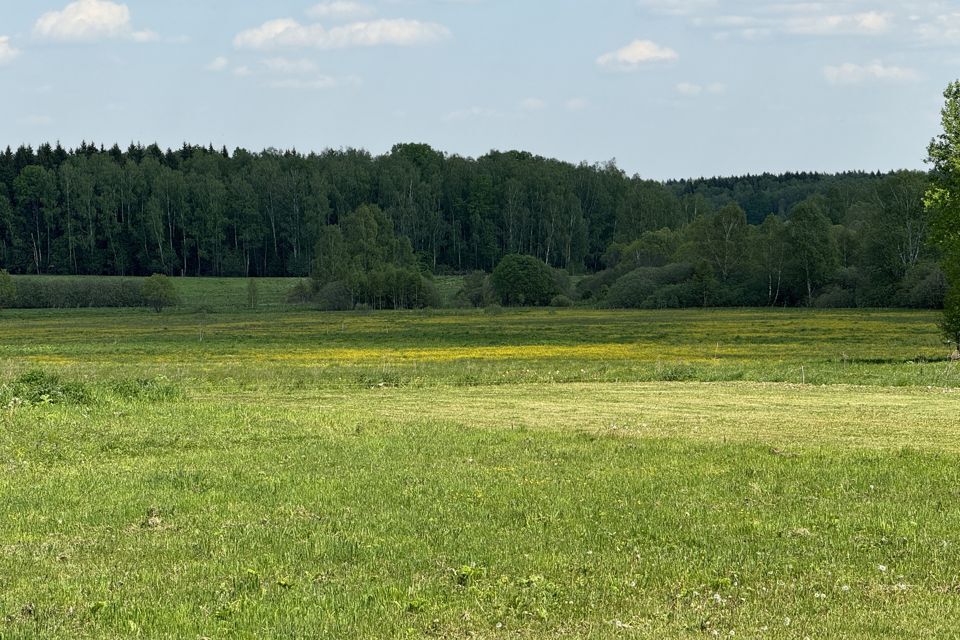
[2,307,959,638]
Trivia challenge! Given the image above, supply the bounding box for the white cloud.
[205,56,229,72]
[916,12,960,42]
[263,57,320,75]
[676,81,725,96]
[222,56,356,90]
[565,97,589,112]
[787,11,891,35]
[234,18,451,50]
[520,97,546,111]
[0,36,20,65]
[307,1,375,20]
[638,0,718,16]
[824,61,919,85]
[596,39,678,71]
[695,7,893,39]
[706,82,726,93]
[34,0,157,42]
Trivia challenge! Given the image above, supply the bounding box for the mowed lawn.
[2,308,960,638]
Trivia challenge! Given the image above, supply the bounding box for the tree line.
[0,140,940,309]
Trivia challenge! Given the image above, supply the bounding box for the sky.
[0,0,957,179]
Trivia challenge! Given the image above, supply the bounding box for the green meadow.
[2,305,960,638]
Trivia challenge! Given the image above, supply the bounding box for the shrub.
[11,370,90,405]
[142,274,179,313]
[0,269,14,310]
[550,294,574,307]
[11,277,144,309]
[576,268,622,302]
[896,263,947,309]
[315,281,353,311]
[941,288,960,350]
[286,280,314,304]
[457,271,494,308]
[491,254,558,306]
[605,263,694,309]
[814,286,857,308]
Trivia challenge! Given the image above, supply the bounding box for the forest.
[0,141,939,309]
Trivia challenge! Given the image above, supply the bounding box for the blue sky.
[0,0,957,179]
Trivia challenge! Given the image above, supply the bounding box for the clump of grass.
[4,369,91,405]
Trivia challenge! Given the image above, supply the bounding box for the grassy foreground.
[1,308,959,638]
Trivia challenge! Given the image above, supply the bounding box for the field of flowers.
[1,307,959,637]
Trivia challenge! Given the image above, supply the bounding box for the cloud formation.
[306,2,375,20]
[520,97,546,111]
[234,18,450,50]
[205,56,229,72]
[0,36,20,65]
[596,40,678,71]
[823,61,918,85]
[637,0,718,17]
[34,0,157,42]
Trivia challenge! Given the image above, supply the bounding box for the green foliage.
[314,281,353,311]
[286,279,314,304]
[455,271,494,308]
[895,262,947,309]
[927,81,960,283]
[685,203,748,281]
[788,198,838,305]
[10,276,144,308]
[603,263,695,308]
[0,141,942,310]
[141,274,179,313]
[491,254,558,306]
[0,269,14,309]
[312,205,436,309]
[941,289,960,349]
[7,369,90,405]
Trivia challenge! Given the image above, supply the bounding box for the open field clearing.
[1,307,956,387]
[2,308,960,638]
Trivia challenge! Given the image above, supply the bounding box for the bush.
[641,282,703,309]
[941,288,960,350]
[550,294,574,307]
[576,268,621,302]
[491,254,558,306]
[814,286,857,308]
[896,263,947,309]
[315,281,353,311]
[10,370,90,405]
[456,271,494,308]
[142,274,179,312]
[11,277,144,309]
[0,269,14,310]
[286,280,314,304]
[604,263,694,309]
